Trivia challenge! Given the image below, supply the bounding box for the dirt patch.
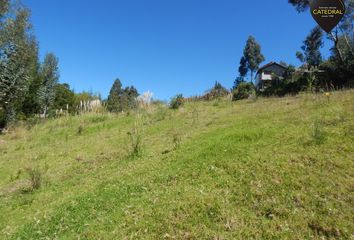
[308,221,342,238]
[0,180,31,197]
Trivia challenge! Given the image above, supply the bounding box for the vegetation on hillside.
[1,0,353,129]
[0,91,353,239]
[0,1,353,237]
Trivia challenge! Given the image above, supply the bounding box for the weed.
[312,120,326,144]
[155,106,168,121]
[12,169,22,181]
[89,115,108,123]
[324,92,331,103]
[65,133,69,142]
[191,107,199,125]
[172,133,181,150]
[25,167,42,191]
[77,125,84,135]
[127,117,143,157]
[249,94,257,102]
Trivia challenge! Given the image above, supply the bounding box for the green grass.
[0,91,353,239]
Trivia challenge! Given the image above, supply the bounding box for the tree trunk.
[43,105,47,119]
[339,27,354,56]
[330,31,344,62]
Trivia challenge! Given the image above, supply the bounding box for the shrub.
[169,94,184,109]
[26,167,42,190]
[232,82,255,101]
[203,81,229,101]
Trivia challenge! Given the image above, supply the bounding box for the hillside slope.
[0,91,353,239]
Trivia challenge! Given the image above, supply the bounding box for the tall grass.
[127,114,143,157]
[25,167,42,191]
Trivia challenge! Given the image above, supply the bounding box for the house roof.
[257,62,287,74]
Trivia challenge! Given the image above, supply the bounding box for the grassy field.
[0,91,353,239]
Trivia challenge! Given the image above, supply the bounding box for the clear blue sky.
[23,0,331,100]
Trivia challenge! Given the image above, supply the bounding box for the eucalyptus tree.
[38,53,59,118]
[289,0,353,62]
[296,26,324,68]
[0,1,37,127]
[0,43,29,127]
[241,36,265,83]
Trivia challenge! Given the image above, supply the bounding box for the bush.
[169,94,184,109]
[203,82,229,101]
[261,75,307,97]
[232,82,255,101]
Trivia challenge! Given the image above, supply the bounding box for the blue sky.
[23,0,332,100]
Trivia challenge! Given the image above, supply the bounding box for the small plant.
[77,124,84,135]
[191,108,199,125]
[172,133,181,150]
[127,117,143,157]
[212,100,220,107]
[169,94,184,109]
[249,93,257,102]
[26,167,42,190]
[155,106,168,121]
[312,120,326,145]
[9,169,21,182]
[14,169,22,181]
[324,92,331,103]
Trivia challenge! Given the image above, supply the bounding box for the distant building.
[255,62,288,90]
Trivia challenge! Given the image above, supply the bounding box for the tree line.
[0,1,140,129]
[1,0,353,128]
[231,0,353,98]
[0,0,65,128]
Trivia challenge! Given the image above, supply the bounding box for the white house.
[255,62,287,90]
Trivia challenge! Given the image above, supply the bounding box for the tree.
[238,56,248,78]
[203,81,229,100]
[121,86,139,110]
[107,79,123,112]
[289,0,353,62]
[107,79,139,112]
[288,0,309,12]
[241,36,265,83]
[320,35,354,88]
[53,83,75,113]
[0,0,9,19]
[289,0,354,88]
[232,77,245,90]
[38,53,59,118]
[0,43,29,127]
[0,2,40,127]
[296,26,324,68]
